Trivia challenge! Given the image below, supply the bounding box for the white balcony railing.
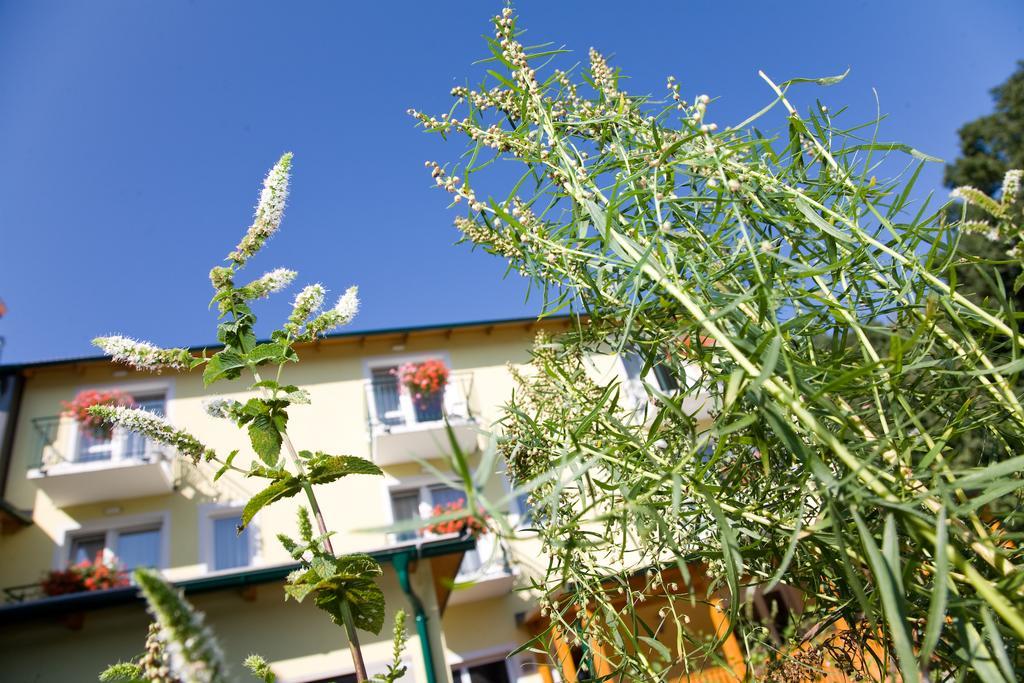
[364,370,478,465]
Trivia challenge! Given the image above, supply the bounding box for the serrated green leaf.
[306,454,383,485]
[240,478,303,528]
[248,414,282,467]
[248,342,289,366]
[203,351,246,386]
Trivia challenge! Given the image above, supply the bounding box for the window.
[212,517,249,570]
[70,533,106,564]
[364,354,469,432]
[389,482,483,575]
[369,366,403,427]
[200,505,254,572]
[621,351,678,393]
[66,520,164,569]
[452,659,513,683]
[74,391,167,463]
[116,527,162,570]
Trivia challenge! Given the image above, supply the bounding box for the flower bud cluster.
[88,405,215,463]
[202,397,243,421]
[93,336,193,372]
[209,266,234,292]
[1004,169,1021,206]
[494,8,538,94]
[666,75,687,111]
[425,162,483,211]
[284,283,326,338]
[229,152,292,266]
[299,286,359,340]
[450,85,517,115]
[239,267,297,300]
[589,48,619,101]
[135,568,227,683]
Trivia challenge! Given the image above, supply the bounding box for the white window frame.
[56,511,170,570]
[385,475,509,581]
[65,379,174,465]
[362,351,469,432]
[448,645,521,683]
[198,502,261,573]
[385,474,466,536]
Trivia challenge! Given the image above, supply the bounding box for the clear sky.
[0,1,1021,365]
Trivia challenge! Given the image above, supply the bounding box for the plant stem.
[253,369,369,682]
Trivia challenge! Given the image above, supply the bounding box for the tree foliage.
[946,61,1024,314]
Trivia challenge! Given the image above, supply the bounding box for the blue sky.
[0,1,1021,365]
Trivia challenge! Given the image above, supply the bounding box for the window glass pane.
[429,485,465,509]
[116,527,161,569]
[212,516,249,570]
[371,367,402,426]
[125,394,166,457]
[467,660,511,683]
[70,533,106,565]
[390,490,422,542]
[652,364,680,392]
[76,429,114,462]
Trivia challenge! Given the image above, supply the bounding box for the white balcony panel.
[27,455,174,507]
[448,534,514,605]
[373,420,478,466]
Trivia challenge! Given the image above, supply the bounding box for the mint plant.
[90,154,392,681]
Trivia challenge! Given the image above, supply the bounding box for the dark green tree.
[946,61,1024,310]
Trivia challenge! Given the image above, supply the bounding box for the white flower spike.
[229,153,293,265]
[93,336,193,372]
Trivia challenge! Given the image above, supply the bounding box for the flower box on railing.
[363,367,478,465]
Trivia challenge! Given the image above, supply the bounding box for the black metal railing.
[29,415,165,472]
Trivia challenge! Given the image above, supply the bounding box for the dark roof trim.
[0,314,569,372]
[0,535,475,625]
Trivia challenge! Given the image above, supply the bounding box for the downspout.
[0,371,25,508]
[392,550,438,683]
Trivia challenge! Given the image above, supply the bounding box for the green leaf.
[853,511,920,682]
[241,478,303,528]
[284,554,386,635]
[248,342,290,366]
[203,350,247,386]
[248,414,282,467]
[920,506,948,666]
[98,662,144,683]
[213,450,239,481]
[305,453,383,485]
[781,68,850,87]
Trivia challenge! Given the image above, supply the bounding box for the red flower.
[40,552,129,597]
[398,360,450,407]
[62,390,136,438]
[422,498,489,537]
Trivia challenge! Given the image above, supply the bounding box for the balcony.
[448,532,515,605]
[364,369,478,465]
[27,416,175,506]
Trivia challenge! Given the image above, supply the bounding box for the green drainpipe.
[393,550,438,683]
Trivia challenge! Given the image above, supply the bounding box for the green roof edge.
[0,535,475,625]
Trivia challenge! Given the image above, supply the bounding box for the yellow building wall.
[0,322,565,682]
